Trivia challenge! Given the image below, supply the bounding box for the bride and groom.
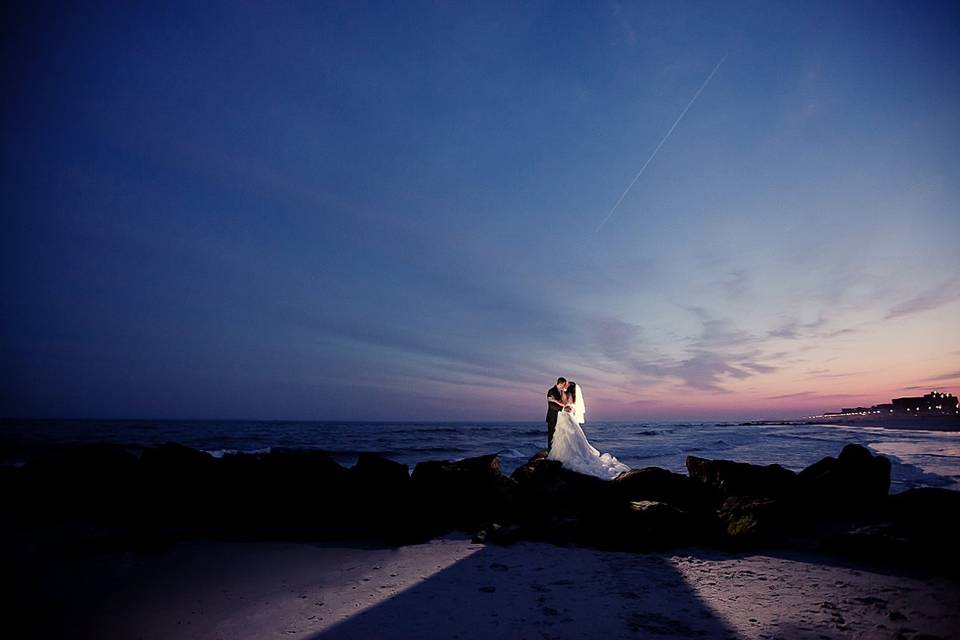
[545,377,630,480]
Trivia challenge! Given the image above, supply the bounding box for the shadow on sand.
[309,540,739,639]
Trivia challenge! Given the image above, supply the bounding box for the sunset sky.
[2,2,959,421]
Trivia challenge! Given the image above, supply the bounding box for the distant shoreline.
[766,416,960,432]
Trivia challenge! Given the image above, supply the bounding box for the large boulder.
[348,453,419,542]
[511,451,613,518]
[819,523,906,566]
[212,451,268,536]
[797,444,891,513]
[257,447,350,486]
[255,448,354,538]
[139,443,222,534]
[141,446,354,540]
[600,500,703,551]
[472,522,525,545]
[834,487,960,576]
[819,490,960,577]
[140,441,217,474]
[686,455,798,499]
[351,452,410,490]
[509,451,636,546]
[20,443,140,525]
[411,454,517,534]
[888,486,960,522]
[204,448,356,540]
[716,496,795,547]
[612,466,716,514]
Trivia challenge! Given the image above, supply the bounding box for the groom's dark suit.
[546,385,564,450]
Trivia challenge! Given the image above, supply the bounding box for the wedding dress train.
[547,384,630,480]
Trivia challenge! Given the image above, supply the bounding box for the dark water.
[1,419,958,493]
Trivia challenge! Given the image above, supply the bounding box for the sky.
[2,1,959,421]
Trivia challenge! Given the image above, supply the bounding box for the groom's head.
[556,377,567,390]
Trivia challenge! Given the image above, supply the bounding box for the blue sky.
[2,1,959,420]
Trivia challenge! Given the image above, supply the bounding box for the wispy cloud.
[593,308,780,393]
[886,273,960,320]
[668,350,775,393]
[767,391,817,400]
[804,369,861,379]
[918,369,960,383]
[766,391,865,400]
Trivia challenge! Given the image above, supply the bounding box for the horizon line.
[0,414,814,424]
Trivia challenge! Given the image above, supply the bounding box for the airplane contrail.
[596,54,728,233]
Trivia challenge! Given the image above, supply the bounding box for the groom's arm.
[547,390,567,409]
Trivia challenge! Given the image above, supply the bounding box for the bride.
[547,381,630,480]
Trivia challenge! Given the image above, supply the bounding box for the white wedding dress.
[547,384,630,480]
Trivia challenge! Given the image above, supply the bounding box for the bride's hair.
[567,381,576,402]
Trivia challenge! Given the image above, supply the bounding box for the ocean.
[1,419,958,493]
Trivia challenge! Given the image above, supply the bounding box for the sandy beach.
[16,533,958,640]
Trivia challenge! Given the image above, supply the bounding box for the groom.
[545,377,572,450]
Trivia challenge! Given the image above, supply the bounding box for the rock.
[888,486,960,526]
[411,454,517,534]
[472,523,523,545]
[511,453,614,520]
[512,451,677,547]
[818,488,960,576]
[139,444,223,535]
[148,446,355,540]
[516,448,550,468]
[11,440,953,575]
[20,443,140,525]
[212,451,268,535]
[348,453,416,541]
[258,447,350,485]
[613,500,701,550]
[717,496,794,546]
[819,522,910,564]
[140,442,217,475]
[686,455,797,499]
[612,466,716,513]
[885,488,958,572]
[26,442,140,482]
[351,453,410,490]
[797,444,891,512]
[254,448,354,538]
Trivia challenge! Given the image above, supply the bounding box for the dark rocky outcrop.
[820,487,960,575]
[716,496,795,546]
[611,500,703,550]
[508,450,622,545]
[511,451,613,517]
[686,455,798,500]
[411,453,518,536]
[797,443,891,513]
[4,442,956,577]
[684,445,896,549]
[19,443,140,526]
[612,466,716,514]
[352,452,410,489]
